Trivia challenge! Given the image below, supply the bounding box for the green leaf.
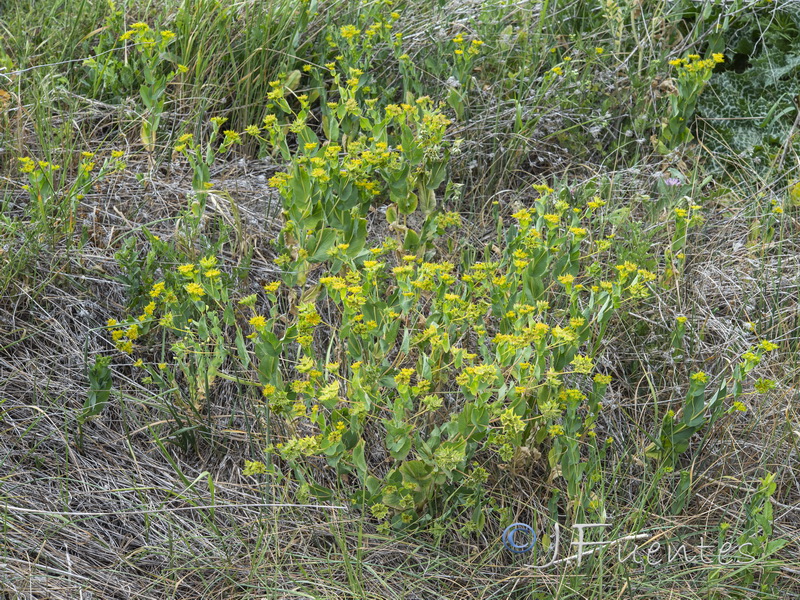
[284,70,302,91]
[419,187,436,215]
[385,421,413,460]
[398,191,418,215]
[427,160,448,190]
[196,315,209,340]
[671,470,692,515]
[81,355,113,423]
[353,439,368,480]
[403,228,419,251]
[140,122,155,152]
[307,227,338,262]
[343,216,367,256]
[447,88,464,120]
[366,475,382,495]
[297,125,319,148]
[235,327,250,369]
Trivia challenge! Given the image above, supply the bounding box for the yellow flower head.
[340,25,359,39]
[250,315,267,329]
[263,281,281,294]
[184,283,205,298]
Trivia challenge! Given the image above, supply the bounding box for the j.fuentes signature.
[502,522,758,569]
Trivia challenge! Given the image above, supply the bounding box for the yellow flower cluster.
[340,25,360,40]
[669,53,724,73]
[452,34,483,56]
[455,364,499,387]
[278,435,322,461]
[18,157,61,174]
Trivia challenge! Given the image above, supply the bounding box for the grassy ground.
[1,0,800,598]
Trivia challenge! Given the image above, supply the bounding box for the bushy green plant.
[16,151,125,243]
[255,77,452,285]
[660,52,725,152]
[237,187,665,528]
[107,240,243,442]
[649,340,779,467]
[171,116,243,246]
[86,21,186,152]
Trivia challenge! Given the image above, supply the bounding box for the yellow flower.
[18,157,36,174]
[543,213,560,226]
[340,25,359,39]
[263,281,281,294]
[178,263,196,277]
[223,130,241,145]
[571,354,594,374]
[243,460,268,476]
[149,281,165,298]
[557,274,575,286]
[184,282,205,298]
[250,315,267,329]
